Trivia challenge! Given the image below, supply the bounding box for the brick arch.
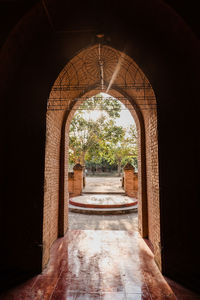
[44,45,160,269]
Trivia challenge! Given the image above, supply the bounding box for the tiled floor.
[0,212,199,299]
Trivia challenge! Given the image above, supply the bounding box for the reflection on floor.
[0,212,199,299]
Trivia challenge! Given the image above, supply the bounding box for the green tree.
[69,93,138,174]
[98,124,138,175]
[80,94,121,118]
[69,115,104,165]
[69,94,122,166]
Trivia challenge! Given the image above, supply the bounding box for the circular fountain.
[69,194,138,214]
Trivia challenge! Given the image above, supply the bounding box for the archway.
[44,44,160,269]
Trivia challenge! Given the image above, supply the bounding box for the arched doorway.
[44,44,160,269]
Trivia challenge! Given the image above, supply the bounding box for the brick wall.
[144,108,161,268]
[43,110,64,267]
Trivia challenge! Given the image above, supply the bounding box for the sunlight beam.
[106,52,125,93]
[98,44,104,90]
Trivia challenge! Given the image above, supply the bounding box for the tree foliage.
[69,93,138,173]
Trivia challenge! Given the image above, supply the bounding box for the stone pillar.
[124,163,138,198]
[73,163,84,196]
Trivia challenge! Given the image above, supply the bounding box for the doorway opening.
[67,91,138,229]
[68,92,137,195]
[44,44,160,270]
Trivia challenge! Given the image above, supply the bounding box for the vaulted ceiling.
[0,0,199,49]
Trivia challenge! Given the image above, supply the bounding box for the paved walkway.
[69,210,138,231]
[83,177,124,193]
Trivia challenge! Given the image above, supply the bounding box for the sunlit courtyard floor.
[83,177,124,194]
[69,210,138,231]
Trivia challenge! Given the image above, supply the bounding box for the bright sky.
[80,93,135,129]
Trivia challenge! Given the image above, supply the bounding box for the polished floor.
[0,212,199,299]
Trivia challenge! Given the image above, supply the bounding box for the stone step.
[69,203,138,215]
[82,192,126,195]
